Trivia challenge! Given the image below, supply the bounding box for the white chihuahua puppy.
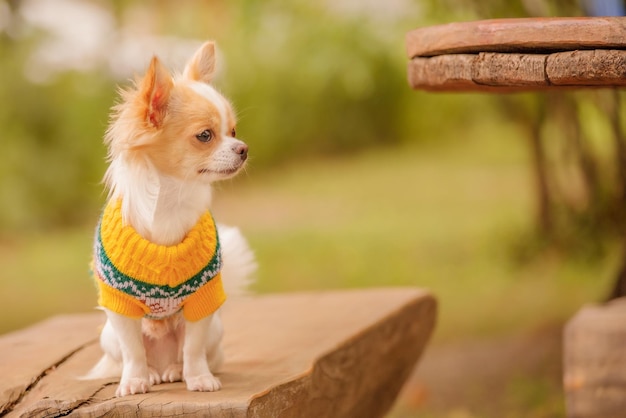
[85,41,255,397]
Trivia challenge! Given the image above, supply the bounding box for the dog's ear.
[140,56,173,129]
[183,41,217,84]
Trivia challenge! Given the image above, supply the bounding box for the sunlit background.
[1,0,625,417]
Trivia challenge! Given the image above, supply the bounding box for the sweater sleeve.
[97,281,148,319]
[182,273,227,321]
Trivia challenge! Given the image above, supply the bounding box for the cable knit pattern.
[92,200,226,321]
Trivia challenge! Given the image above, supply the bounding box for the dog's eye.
[196,129,213,143]
[231,128,236,137]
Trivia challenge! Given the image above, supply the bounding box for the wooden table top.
[406,17,626,92]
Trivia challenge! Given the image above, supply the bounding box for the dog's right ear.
[183,41,217,84]
[139,56,173,129]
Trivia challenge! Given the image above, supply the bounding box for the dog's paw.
[116,377,150,397]
[148,367,162,386]
[162,363,183,383]
[185,373,221,392]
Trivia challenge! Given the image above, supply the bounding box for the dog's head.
[105,41,247,184]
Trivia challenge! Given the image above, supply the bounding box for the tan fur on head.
[104,42,243,194]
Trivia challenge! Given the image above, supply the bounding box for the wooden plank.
[1,288,436,418]
[406,17,626,58]
[408,50,626,92]
[0,314,100,415]
[564,298,626,418]
[547,49,626,86]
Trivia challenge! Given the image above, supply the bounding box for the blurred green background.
[1,0,624,417]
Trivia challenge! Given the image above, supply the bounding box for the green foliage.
[0,0,475,231]
[434,0,582,18]
[213,1,470,166]
[0,0,611,261]
[0,36,112,231]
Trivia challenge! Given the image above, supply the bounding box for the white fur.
[187,81,229,138]
[104,154,213,244]
[218,225,257,297]
[85,42,255,396]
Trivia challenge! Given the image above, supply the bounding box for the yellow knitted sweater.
[92,200,225,321]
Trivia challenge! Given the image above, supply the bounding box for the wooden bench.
[405,16,626,418]
[0,288,436,417]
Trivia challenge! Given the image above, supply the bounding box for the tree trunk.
[527,99,553,236]
[606,91,626,300]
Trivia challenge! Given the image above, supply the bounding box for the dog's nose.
[233,143,248,161]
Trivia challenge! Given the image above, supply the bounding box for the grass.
[0,121,615,336]
[0,121,618,416]
[0,227,96,332]
[214,121,616,342]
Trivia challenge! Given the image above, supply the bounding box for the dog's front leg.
[183,314,221,392]
[106,310,151,396]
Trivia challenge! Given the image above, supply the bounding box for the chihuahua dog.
[85,41,255,397]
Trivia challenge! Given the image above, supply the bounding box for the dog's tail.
[81,353,122,380]
[217,224,257,297]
